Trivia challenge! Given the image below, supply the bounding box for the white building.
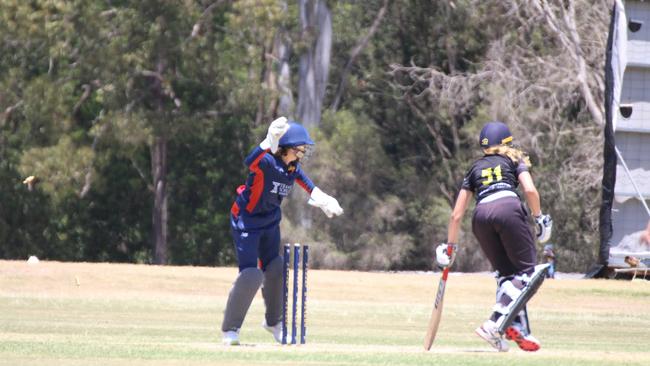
[608,0,650,270]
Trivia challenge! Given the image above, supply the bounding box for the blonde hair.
[483,145,532,168]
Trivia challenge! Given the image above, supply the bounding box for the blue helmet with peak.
[279,122,314,147]
[479,121,513,148]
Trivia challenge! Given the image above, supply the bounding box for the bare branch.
[131,158,155,193]
[2,101,23,126]
[79,116,108,198]
[139,69,163,81]
[190,0,229,38]
[73,84,92,117]
[330,0,390,111]
[529,0,604,124]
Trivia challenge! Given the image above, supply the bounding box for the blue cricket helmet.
[279,122,314,147]
[479,121,513,148]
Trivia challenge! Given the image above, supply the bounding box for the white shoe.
[222,330,240,346]
[475,320,509,352]
[262,320,283,343]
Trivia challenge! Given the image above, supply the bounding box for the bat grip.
[446,244,454,257]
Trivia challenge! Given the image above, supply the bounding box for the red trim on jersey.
[246,151,267,213]
[296,179,312,193]
[230,202,240,217]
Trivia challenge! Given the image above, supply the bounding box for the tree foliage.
[0,0,612,272]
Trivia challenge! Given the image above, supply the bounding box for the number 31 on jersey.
[481,165,502,186]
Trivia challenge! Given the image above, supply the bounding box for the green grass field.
[1,260,649,366]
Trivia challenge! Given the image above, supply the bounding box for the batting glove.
[308,187,344,218]
[259,116,289,153]
[435,243,457,268]
[534,214,553,243]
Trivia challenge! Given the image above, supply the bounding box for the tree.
[296,0,332,128]
[388,0,610,270]
[0,1,250,265]
[85,1,241,264]
[0,0,614,273]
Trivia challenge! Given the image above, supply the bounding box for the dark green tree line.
[0,0,611,272]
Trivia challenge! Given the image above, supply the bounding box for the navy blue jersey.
[231,146,315,230]
[461,154,528,202]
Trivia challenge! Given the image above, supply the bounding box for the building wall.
[612,0,650,246]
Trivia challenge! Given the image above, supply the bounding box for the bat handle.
[446,244,455,257]
[445,243,457,267]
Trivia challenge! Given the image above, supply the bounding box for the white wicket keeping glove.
[259,116,289,153]
[435,243,457,268]
[308,187,344,218]
[534,213,553,243]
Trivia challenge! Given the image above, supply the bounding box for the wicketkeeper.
[436,121,552,352]
[221,117,343,346]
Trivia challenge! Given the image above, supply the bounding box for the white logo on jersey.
[270,181,292,196]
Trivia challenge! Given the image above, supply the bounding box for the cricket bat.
[423,245,454,350]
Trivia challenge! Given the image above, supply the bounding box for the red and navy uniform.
[462,154,536,276]
[230,146,314,271]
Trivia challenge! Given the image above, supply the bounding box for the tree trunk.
[297,0,332,128]
[276,31,294,117]
[151,51,169,265]
[293,0,332,228]
[264,2,293,120]
[152,136,168,264]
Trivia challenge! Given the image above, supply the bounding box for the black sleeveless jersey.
[461,154,528,202]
